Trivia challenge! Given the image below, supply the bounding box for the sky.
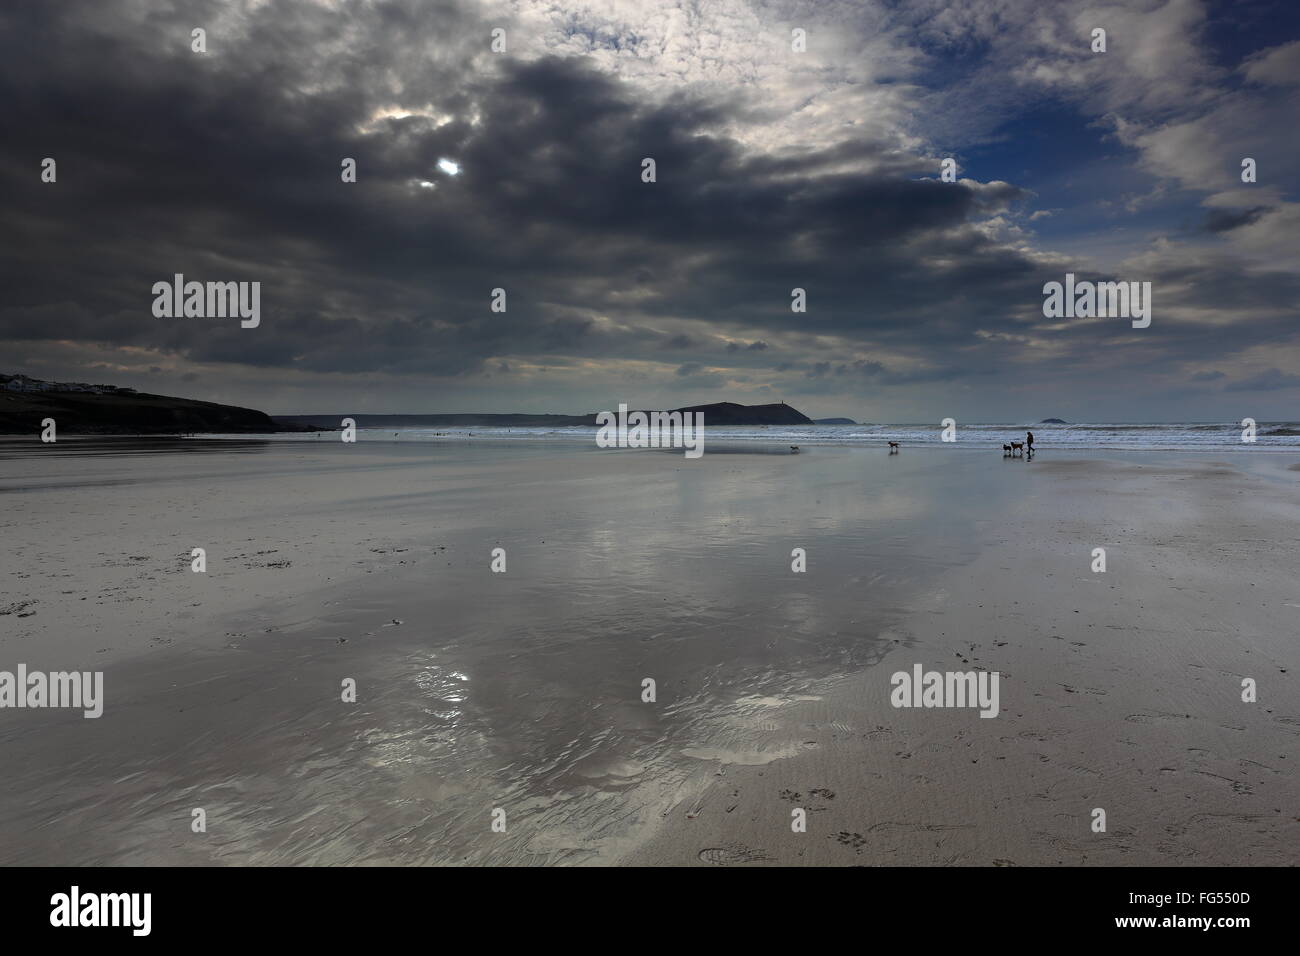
[2,0,1298,422]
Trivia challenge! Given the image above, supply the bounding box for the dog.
[1009,441,1024,457]
[1002,444,1012,456]
[790,445,800,454]
[888,441,900,453]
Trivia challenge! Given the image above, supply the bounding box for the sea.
[234,420,1300,451]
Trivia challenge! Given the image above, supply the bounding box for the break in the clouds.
[1,0,1297,420]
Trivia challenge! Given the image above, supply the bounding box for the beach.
[0,437,1296,865]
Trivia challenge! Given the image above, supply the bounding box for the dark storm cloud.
[1198,206,1270,234]
[0,0,1294,409]
[1225,368,1300,392]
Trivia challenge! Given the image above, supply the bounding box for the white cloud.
[1243,38,1300,86]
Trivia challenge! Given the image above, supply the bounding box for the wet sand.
[0,438,1296,865]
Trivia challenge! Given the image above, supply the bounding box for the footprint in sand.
[697,844,772,866]
[835,831,867,852]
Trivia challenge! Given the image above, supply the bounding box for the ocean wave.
[326,422,1300,451]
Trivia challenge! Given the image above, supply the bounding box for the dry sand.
[0,437,1295,865]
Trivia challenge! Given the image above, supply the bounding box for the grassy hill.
[0,388,296,435]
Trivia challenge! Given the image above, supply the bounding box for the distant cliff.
[276,401,816,429]
[662,402,813,426]
[0,387,301,435]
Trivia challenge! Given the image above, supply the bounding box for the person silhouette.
[1026,430,1035,458]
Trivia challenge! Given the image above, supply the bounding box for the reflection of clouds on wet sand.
[0,439,1017,864]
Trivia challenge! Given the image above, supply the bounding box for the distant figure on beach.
[1026,430,1034,458]
[888,441,900,454]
